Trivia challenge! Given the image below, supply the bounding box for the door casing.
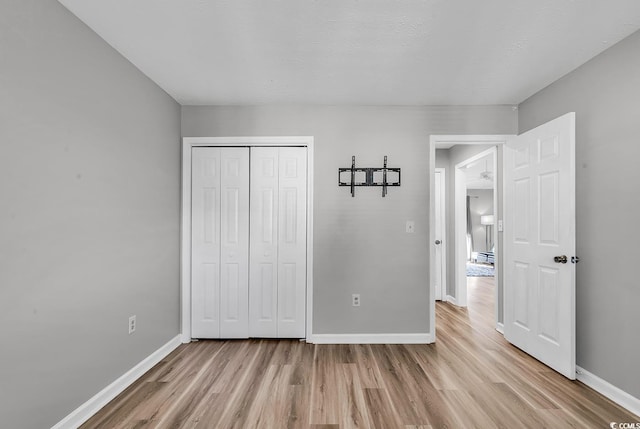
[434,168,447,301]
[181,136,315,343]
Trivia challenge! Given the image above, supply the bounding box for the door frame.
[434,167,447,301]
[180,136,315,343]
[429,135,511,341]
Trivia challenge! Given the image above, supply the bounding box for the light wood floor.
[82,276,638,428]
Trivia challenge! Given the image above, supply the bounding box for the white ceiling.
[58,0,640,106]
[465,154,494,190]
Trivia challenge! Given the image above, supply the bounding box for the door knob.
[435,240,441,245]
[554,255,568,264]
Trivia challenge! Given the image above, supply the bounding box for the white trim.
[453,165,468,307]
[428,135,438,343]
[433,134,513,145]
[434,168,447,302]
[496,322,504,334]
[183,136,313,146]
[445,295,458,306]
[305,141,315,343]
[51,335,182,429]
[492,147,500,330]
[180,140,192,343]
[576,366,640,417]
[181,137,315,342]
[309,333,434,344]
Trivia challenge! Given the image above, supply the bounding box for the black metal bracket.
[338,156,401,197]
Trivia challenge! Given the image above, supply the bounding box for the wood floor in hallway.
[81,276,638,428]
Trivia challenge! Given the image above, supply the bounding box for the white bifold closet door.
[191,146,306,339]
[250,147,307,338]
[191,147,250,339]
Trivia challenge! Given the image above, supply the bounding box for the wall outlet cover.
[406,221,415,233]
[128,315,136,334]
[352,294,360,307]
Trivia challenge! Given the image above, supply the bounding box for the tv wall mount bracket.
[338,156,401,197]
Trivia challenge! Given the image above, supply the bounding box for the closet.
[191,146,307,339]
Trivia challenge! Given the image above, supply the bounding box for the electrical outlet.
[128,315,136,334]
[352,294,360,307]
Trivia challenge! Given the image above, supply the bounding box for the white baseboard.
[576,366,640,418]
[445,295,457,305]
[52,335,182,429]
[496,322,504,334]
[309,333,434,344]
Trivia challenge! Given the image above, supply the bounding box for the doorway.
[430,114,576,380]
[454,147,499,327]
[428,135,510,340]
[459,149,498,332]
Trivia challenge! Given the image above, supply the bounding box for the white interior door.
[434,168,446,301]
[504,112,576,379]
[250,147,307,338]
[277,147,307,337]
[191,147,249,339]
[249,148,279,337]
[191,147,222,338]
[219,149,250,338]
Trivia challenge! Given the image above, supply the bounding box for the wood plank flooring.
[82,277,638,428]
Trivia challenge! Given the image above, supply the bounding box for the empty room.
[2,1,640,428]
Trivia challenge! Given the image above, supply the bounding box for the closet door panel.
[194,145,305,340]
[219,148,250,338]
[249,148,279,337]
[191,148,221,338]
[277,147,307,338]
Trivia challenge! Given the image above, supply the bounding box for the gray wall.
[183,105,516,335]
[0,1,181,428]
[519,30,640,398]
[435,149,450,169]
